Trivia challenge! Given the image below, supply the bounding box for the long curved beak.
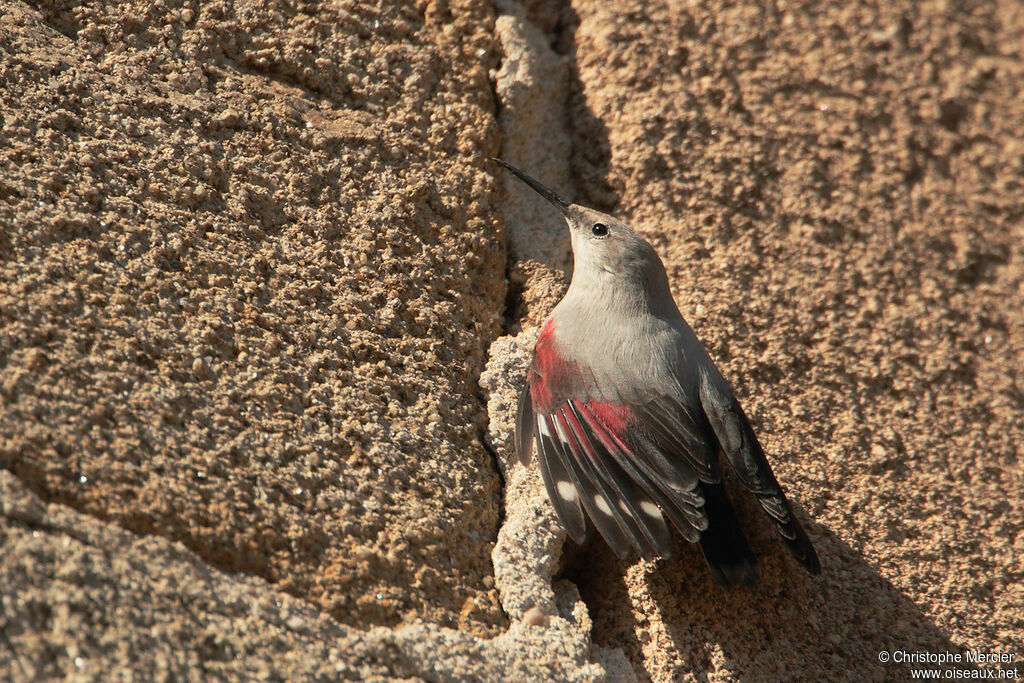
[491,158,571,218]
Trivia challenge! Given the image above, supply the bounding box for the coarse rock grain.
[0,469,604,681]
[0,0,507,635]
[1,0,1022,679]
[561,0,1024,679]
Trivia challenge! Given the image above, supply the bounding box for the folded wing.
[698,367,821,574]
[515,346,761,582]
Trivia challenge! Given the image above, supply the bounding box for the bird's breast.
[532,300,695,409]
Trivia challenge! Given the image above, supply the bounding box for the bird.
[494,158,820,585]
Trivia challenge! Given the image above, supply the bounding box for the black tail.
[698,484,760,586]
[758,493,821,574]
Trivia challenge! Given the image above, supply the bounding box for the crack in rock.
[479,2,638,680]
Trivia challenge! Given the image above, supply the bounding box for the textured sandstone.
[1,0,1021,680]
[1,0,506,636]
[0,469,607,681]
[563,0,1023,679]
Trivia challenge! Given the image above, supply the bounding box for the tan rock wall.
[1,0,505,634]
[564,0,1023,678]
[1,0,1021,679]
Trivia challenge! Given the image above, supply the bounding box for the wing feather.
[514,380,535,465]
[572,402,706,543]
[534,418,587,543]
[698,368,821,574]
[558,406,672,559]
[543,414,633,558]
[634,397,719,482]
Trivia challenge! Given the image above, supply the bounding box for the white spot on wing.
[594,495,612,516]
[640,501,663,519]
[619,500,636,518]
[557,481,578,503]
[537,419,553,439]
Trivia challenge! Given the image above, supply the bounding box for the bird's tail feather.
[698,484,760,586]
[757,493,821,574]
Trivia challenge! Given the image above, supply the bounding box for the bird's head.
[492,158,661,280]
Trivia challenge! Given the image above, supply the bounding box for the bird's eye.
[591,223,609,237]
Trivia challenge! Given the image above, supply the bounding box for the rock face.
[2,0,1022,681]
[1,0,507,638]
[561,0,1024,679]
[0,469,608,681]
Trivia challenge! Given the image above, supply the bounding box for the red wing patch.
[522,318,716,559]
[530,396,711,558]
[579,401,630,436]
[528,319,564,413]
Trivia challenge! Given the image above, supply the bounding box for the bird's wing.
[514,378,534,466]
[697,366,821,573]
[515,341,726,561]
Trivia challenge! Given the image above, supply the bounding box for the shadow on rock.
[564,515,979,680]
[551,3,617,212]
